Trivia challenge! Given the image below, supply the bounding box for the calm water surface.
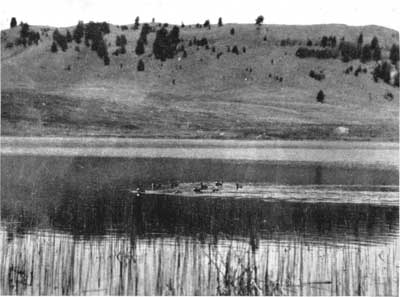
[1,155,399,295]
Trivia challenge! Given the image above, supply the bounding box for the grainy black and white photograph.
[0,0,399,295]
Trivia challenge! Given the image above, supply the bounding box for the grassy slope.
[1,23,399,140]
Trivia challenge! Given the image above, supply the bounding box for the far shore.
[1,136,398,168]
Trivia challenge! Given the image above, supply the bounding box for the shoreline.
[1,136,398,168]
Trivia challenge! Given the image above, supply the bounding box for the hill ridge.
[1,22,399,140]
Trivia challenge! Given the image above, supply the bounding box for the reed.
[0,230,398,296]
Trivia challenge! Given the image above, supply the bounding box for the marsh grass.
[0,230,398,296]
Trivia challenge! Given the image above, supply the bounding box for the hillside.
[1,22,399,140]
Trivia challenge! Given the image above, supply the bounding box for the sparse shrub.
[182,50,187,58]
[137,59,144,71]
[307,39,312,46]
[204,20,210,29]
[211,46,216,52]
[242,46,246,53]
[121,25,128,31]
[384,91,394,101]
[230,28,235,35]
[217,52,223,59]
[309,70,325,81]
[389,44,399,65]
[181,22,185,28]
[344,65,353,74]
[10,17,17,28]
[218,17,223,27]
[354,65,362,76]
[263,36,267,41]
[316,90,325,103]
[51,41,58,53]
[74,45,80,52]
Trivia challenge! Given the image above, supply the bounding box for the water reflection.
[1,155,399,295]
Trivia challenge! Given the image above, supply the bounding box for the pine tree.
[255,15,264,25]
[66,30,72,42]
[133,16,140,30]
[139,23,151,44]
[204,20,210,29]
[51,41,58,53]
[96,39,108,59]
[20,23,30,39]
[153,27,168,60]
[394,72,399,87]
[360,44,371,63]
[316,90,325,103]
[104,55,110,66]
[321,36,328,47]
[372,46,381,61]
[389,44,399,65]
[357,33,363,48]
[135,38,145,55]
[10,17,17,28]
[218,17,223,27]
[230,28,235,35]
[137,59,144,71]
[73,21,84,44]
[381,61,392,83]
[232,45,239,55]
[370,36,379,50]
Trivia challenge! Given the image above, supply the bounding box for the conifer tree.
[137,59,144,71]
[317,90,325,103]
[10,17,17,28]
[51,41,58,53]
[389,44,399,64]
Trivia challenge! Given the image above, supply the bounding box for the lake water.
[1,154,399,295]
